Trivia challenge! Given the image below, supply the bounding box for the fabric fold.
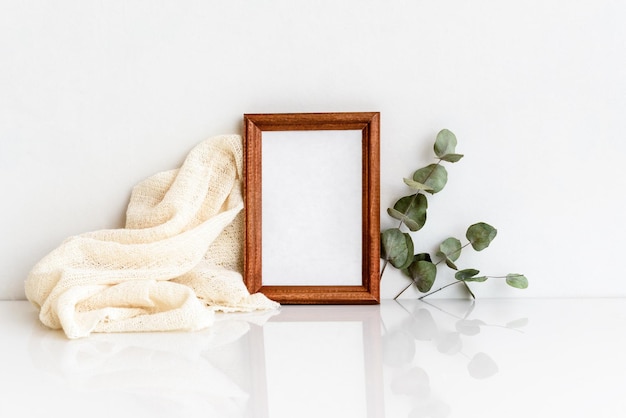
[25,134,278,338]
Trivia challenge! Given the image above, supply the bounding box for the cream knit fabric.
[25,134,278,339]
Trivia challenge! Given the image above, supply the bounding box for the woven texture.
[25,135,279,339]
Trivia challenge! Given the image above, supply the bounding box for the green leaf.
[413,164,448,194]
[437,237,462,262]
[381,228,414,269]
[455,269,480,281]
[402,252,433,276]
[464,276,488,282]
[466,222,498,251]
[405,259,437,293]
[439,153,464,163]
[413,252,433,263]
[434,129,458,158]
[444,258,458,270]
[390,194,428,232]
[386,207,404,221]
[386,208,420,231]
[403,177,434,191]
[506,274,528,289]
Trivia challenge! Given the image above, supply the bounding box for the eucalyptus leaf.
[387,207,405,221]
[402,253,433,276]
[466,222,497,251]
[413,164,448,195]
[386,208,421,231]
[381,228,415,269]
[379,128,527,301]
[506,274,528,289]
[437,237,462,262]
[464,276,488,282]
[413,252,433,263]
[440,153,464,163]
[444,258,458,270]
[391,194,428,232]
[406,259,437,293]
[403,178,434,191]
[455,269,480,281]
[434,129,458,158]
[403,218,420,231]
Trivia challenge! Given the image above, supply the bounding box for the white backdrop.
[1,0,624,300]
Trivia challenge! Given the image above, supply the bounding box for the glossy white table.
[2,299,625,417]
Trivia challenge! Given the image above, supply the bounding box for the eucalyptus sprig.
[380,129,528,299]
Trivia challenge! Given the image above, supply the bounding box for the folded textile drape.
[25,135,278,339]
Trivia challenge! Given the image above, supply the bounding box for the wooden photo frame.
[243,112,380,304]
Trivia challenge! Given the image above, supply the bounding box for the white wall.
[1,0,625,300]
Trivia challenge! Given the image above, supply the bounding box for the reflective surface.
[2,299,625,417]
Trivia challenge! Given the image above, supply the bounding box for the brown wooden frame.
[243,112,380,304]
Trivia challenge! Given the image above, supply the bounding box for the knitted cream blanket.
[25,135,278,339]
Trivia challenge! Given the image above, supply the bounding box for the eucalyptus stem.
[394,240,470,299]
[462,281,476,299]
[380,159,443,280]
[394,280,414,300]
[380,259,389,277]
[416,274,517,299]
[380,129,524,300]
[417,281,465,299]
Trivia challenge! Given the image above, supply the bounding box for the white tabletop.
[2,298,625,417]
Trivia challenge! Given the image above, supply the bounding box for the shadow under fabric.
[25,135,279,339]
